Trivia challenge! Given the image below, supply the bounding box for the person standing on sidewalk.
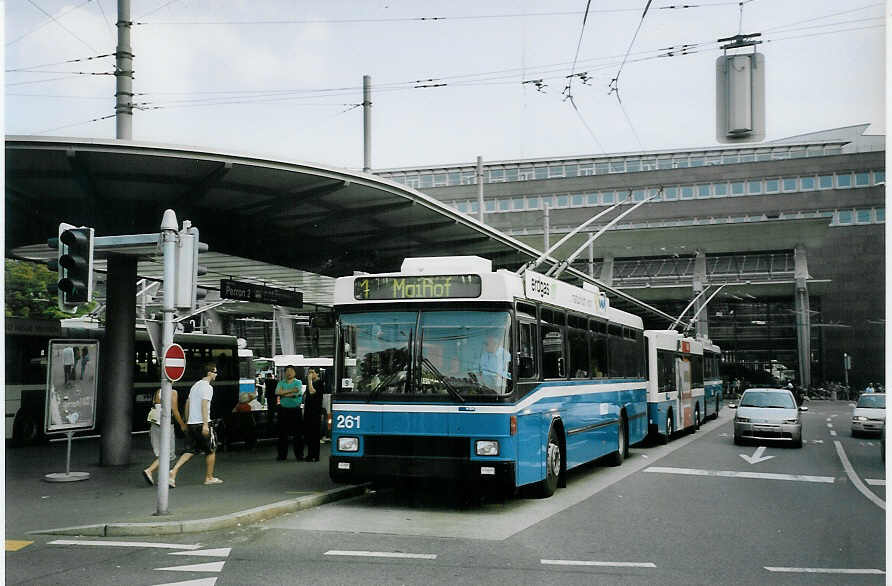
[170,363,223,486]
[143,387,187,485]
[302,368,322,462]
[276,366,304,461]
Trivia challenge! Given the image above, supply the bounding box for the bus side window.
[540,308,565,379]
[657,350,676,394]
[517,321,537,379]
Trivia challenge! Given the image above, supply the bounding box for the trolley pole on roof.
[363,75,372,173]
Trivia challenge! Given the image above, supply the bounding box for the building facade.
[376,125,885,390]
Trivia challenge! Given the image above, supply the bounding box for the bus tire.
[694,406,701,431]
[665,411,674,443]
[607,416,627,466]
[12,410,41,447]
[537,425,561,498]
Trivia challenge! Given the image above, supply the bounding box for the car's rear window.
[739,390,795,409]
[857,395,886,409]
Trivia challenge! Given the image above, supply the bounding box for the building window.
[445,172,459,185]
[526,196,540,210]
[518,167,534,180]
[556,195,569,207]
[470,201,479,213]
[696,184,711,198]
[837,173,852,188]
[420,174,433,188]
[602,191,615,204]
[771,149,787,160]
[578,163,594,176]
[657,158,672,170]
[617,190,631,202]
[609,161,625,173]
[641,158,657,170]
[434,174,448,186]
[513,197,524,210]
[789,148,806,159]
[731,181,745,196]
[535,167,548,180]
[837,210,853,224]
[819,175,833,189]
[673,158,689,168]
[755,151,772,161]
[571,194,584,207]
[876,208,885,222]
[648,187,662,201]
[485,199,496,212]
[855,172,870,187]
[765,178,779,193]
[499,198,510,211]
[782,178,797,192]
[856,209,872,224]
[587,193,599,205]
[722,153,739,164]
[807,146,824,158]
[690,157,705,167]
[681,185,694,199]
[874,170,885,184]
[626,160,641,172]
[541,195,554,208]
[800,176,815,191]
[548,165,564,178]
[747,180,762,195]
[705,154,721,166]
[596,162,610,174]
[714,182,728,197]
[826,146,842,155]
[505,168,518,182]
[565,164,578,178]
[633,189,645,202]
[457,201,468,213]
[664,186,678,200]
[739,153,755,163]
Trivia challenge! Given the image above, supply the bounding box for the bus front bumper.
[330,456,515,491]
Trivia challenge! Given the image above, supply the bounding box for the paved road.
[7,402,885,585]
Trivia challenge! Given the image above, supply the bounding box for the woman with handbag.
[142,387,187,486]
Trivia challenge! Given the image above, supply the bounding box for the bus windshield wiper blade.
[367,370,401,402]
[421,357,465,403]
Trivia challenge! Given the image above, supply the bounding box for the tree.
[5,259,95,319]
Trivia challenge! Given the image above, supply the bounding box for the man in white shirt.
[62,346,75,386]
[169,363,223,486]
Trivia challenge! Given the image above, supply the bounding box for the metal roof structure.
[6,135,685,326]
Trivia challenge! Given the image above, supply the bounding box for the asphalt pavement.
[5,434,365,539]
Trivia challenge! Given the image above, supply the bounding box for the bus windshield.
[339,309,513,397]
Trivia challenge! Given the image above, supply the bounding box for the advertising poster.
[45,339,99,434]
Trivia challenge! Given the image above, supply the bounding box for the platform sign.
[45,339,99,434]
[164,343,186,382]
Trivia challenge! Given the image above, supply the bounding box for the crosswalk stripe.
[169,548,231,557]
[324,550,437,560]
[155,562,225,573]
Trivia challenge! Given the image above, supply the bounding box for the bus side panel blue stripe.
[516,413,545,487]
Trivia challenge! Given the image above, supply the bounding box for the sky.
[4,1,887,171]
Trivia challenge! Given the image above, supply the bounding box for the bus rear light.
[510,415,517,436]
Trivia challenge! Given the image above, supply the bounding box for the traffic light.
[48,223,94,312]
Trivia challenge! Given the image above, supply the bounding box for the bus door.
[675,356,693,429]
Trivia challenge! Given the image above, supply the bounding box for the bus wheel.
[608,416,627,466]
[537,426,561,498]
[694,406,701,431]
[665,411,674,443]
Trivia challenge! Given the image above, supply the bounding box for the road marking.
[645,467,835,484]
[830,430,837,437]
[49,539,201,550]
[5,540,33,551]
[155,562,225,572]
[169,548,231,557]
[541,559,656,568]
[831,414,838,419]
[834,440,886,510]
[153,579,218,586]
[324,550,437,560]
[826,418,832,422]
[826,423,833,428]
[865,479,886,486]
[812,440,824,444]
[765,567,884,574]
[739,446,774,464]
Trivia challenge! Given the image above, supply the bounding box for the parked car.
[851,393,885,437]
[729,388,807,448]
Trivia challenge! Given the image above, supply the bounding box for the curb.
[28,483,370,537]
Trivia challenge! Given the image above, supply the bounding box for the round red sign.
[163,343,186,382]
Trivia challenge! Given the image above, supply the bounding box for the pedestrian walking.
[142,387,187,486]
[72,347,80,381]
[276,366,304,460]
[169,363,223,486]
[62,345,75,386]
[79,346,90,381]
[303,368,322,462]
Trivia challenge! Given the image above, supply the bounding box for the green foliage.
[5,259,96,319]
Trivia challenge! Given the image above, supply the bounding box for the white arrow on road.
[740,446,775,464]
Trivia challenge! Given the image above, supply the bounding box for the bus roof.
[272,355,334,367]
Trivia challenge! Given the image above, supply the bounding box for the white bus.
[644,330,706,443]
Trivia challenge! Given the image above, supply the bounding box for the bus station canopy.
[5,136,683,326]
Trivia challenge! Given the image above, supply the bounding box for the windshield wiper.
[367,369,403,402]
[421,357,465,403]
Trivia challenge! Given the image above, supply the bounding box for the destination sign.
[354,275,481,300]
[220,279,303,307]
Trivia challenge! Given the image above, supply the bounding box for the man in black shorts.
[169,363,223,486]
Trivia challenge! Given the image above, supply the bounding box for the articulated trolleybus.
[329,256,648,498]
[643,331,722,443]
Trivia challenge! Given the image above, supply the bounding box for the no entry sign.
[163,343,186,382]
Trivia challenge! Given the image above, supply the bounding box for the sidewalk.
[5,435,365,538]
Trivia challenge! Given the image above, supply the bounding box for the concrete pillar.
[100,255,137,466]
[542,204,550,251]
[599,253,614,286]
[693,250,708,339]
[793,245,812,390]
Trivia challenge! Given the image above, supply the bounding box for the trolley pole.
[155,209,178,515]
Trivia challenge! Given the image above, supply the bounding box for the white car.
[851,393,885,436]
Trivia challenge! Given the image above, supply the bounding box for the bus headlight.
[475,440,499,456]
[337,436,359,452]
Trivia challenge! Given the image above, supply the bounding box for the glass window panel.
[616,190,631,202]
[771,149,787,160]
[578,164,593,176]
[518,167,534,180]
[690,157,704,167]
[571,194,584,206]
[731,181,745,195]
[526,196,540,209]
[783,178,797,191]
[462,172,476,185]
[587,193,599,205]
[681,185,694,199]
[714,182,728,196]
[705,155,721,166]
[876,208,885,222]
[499,198,510,211]
[819,175,833,189]
[641,158,656,170]
[420,174,433,188]
[755,151,772,161]
[548,165,564,178]
[807,147,823,157]
[790,148,806,159]
[535,167,548,180]
[468,201,478,213]
[633,189,645,201]
[485,199,496,212]
[601,191,615,204]
[697,184,711,198]
[747,180,762,194]
[856,209,872,223]
[648,188,662,201]
[875,170,885,183]
[722,154,739,164]
[564,164,577,177]
[837,173,852,188]
[457,201,468,212]
[596,162,610,174]
[513,197,524,210]
[434,174,447,186]
[657,158,672,169]
[610,161,626,173]
[541,195,554,208]
[800,176,815,190]
[826,146,842,155]
[674,158,689,168]
[556,195,569,207]
[664,186,678,200]
[626,160,641,172]
[447,172,460,185]
[855,172,869,186]
[489,169,504,182]
[837,210,853,224]
[765,179,779,193]
[739,153,754,162]
[505,168,518,182]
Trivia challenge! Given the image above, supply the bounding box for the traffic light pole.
[155,210,179,515]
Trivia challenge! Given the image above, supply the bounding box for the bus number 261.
[336,414,361,429]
